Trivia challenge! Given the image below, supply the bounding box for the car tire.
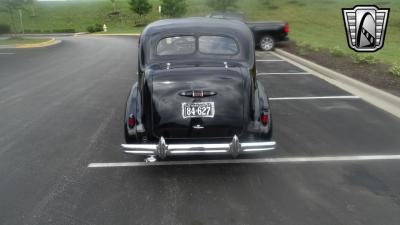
[259,35,275,51]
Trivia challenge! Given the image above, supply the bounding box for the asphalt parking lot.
[1,36,400,225]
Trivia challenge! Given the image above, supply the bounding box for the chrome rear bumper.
[121,135,276,159]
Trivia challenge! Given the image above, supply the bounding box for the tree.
[206,0,238,12]
[110,0,117,12]
[25,0,36,17]
[129,0,152,17]
[160,0,187,18]
[0,0,26,34]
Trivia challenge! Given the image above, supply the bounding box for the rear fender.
[254,81,272,134]
[125,82,144,136]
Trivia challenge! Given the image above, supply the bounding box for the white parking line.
[269,96,361,100]
[256,59,284,62]
[88,154,400,168]
[257,72,311,76]
[0,53,15,55]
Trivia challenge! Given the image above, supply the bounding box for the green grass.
[238,0,400,65]
[0,0,154,33]
[0,0,399,64]
[0,37,51,45]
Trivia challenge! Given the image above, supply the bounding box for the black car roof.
[140,18,254,67]
[142,17,250,37]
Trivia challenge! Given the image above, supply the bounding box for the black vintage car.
[122,18,276,160]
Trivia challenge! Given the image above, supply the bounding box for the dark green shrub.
[267,5,279,10]
[287,0,306,6]
[0,24,11,34]
[86,26,95,33]
[108,11,121,16]
[352,54,377,64]
[308,45,320,52]
[160,0,187,18]
[329,46,345,57]
[86,24,103,33]
[95,24,103,32]
[130,0,152,16]
[295,41,319,53]
[296,41,307,48]
[390,64,400,77]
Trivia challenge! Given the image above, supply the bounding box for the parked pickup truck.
[207,12,289,51]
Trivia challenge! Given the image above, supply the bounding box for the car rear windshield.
[156,35,239,56]
[156,36,196,56]
[199,36,239,55]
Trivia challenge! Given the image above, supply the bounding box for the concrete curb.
[16,38,61,48]
[0,38,61,49]
[74,32,89,37]
[271,48,400,119]
[0,44,15,49]
[88,33,141,36]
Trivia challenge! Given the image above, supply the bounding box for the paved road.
[1,36,400,225]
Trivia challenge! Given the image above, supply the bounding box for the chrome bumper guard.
[121,135,276,159]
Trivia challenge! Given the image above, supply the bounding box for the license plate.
[182,102,215,119]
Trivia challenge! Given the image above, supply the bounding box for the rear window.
[199,36,239,55]
[156,36,196,56]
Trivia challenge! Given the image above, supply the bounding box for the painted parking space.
[256,52,357,98]
[89,155,400,167]
[256,59,284,62]
[258,73,352,97]
[271,99,400,156]
[253,51,400,156]
[4,36,400,225]
[257,60,306,73]
[255,51,282,60]
[88,49,400,166]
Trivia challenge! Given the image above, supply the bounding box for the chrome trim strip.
[170,150,228,154]
[243,148,275,152]
[121,144,157,150]
[124,150,155,154]
[121,135,276,158]
[241,141,276,147]
[168,143,229,150]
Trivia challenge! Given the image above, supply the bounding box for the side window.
[140,46,145,71]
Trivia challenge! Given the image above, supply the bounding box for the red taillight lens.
[284,23,289,34]
[261,113,269,126]
[128,114,136,128]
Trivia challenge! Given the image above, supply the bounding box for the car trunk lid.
[150,66,245,139]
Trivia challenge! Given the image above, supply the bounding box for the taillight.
[128,114,136,128]
[284,23,289,34]
[260,112,269,126]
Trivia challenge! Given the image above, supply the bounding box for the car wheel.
[259,35,275,51]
